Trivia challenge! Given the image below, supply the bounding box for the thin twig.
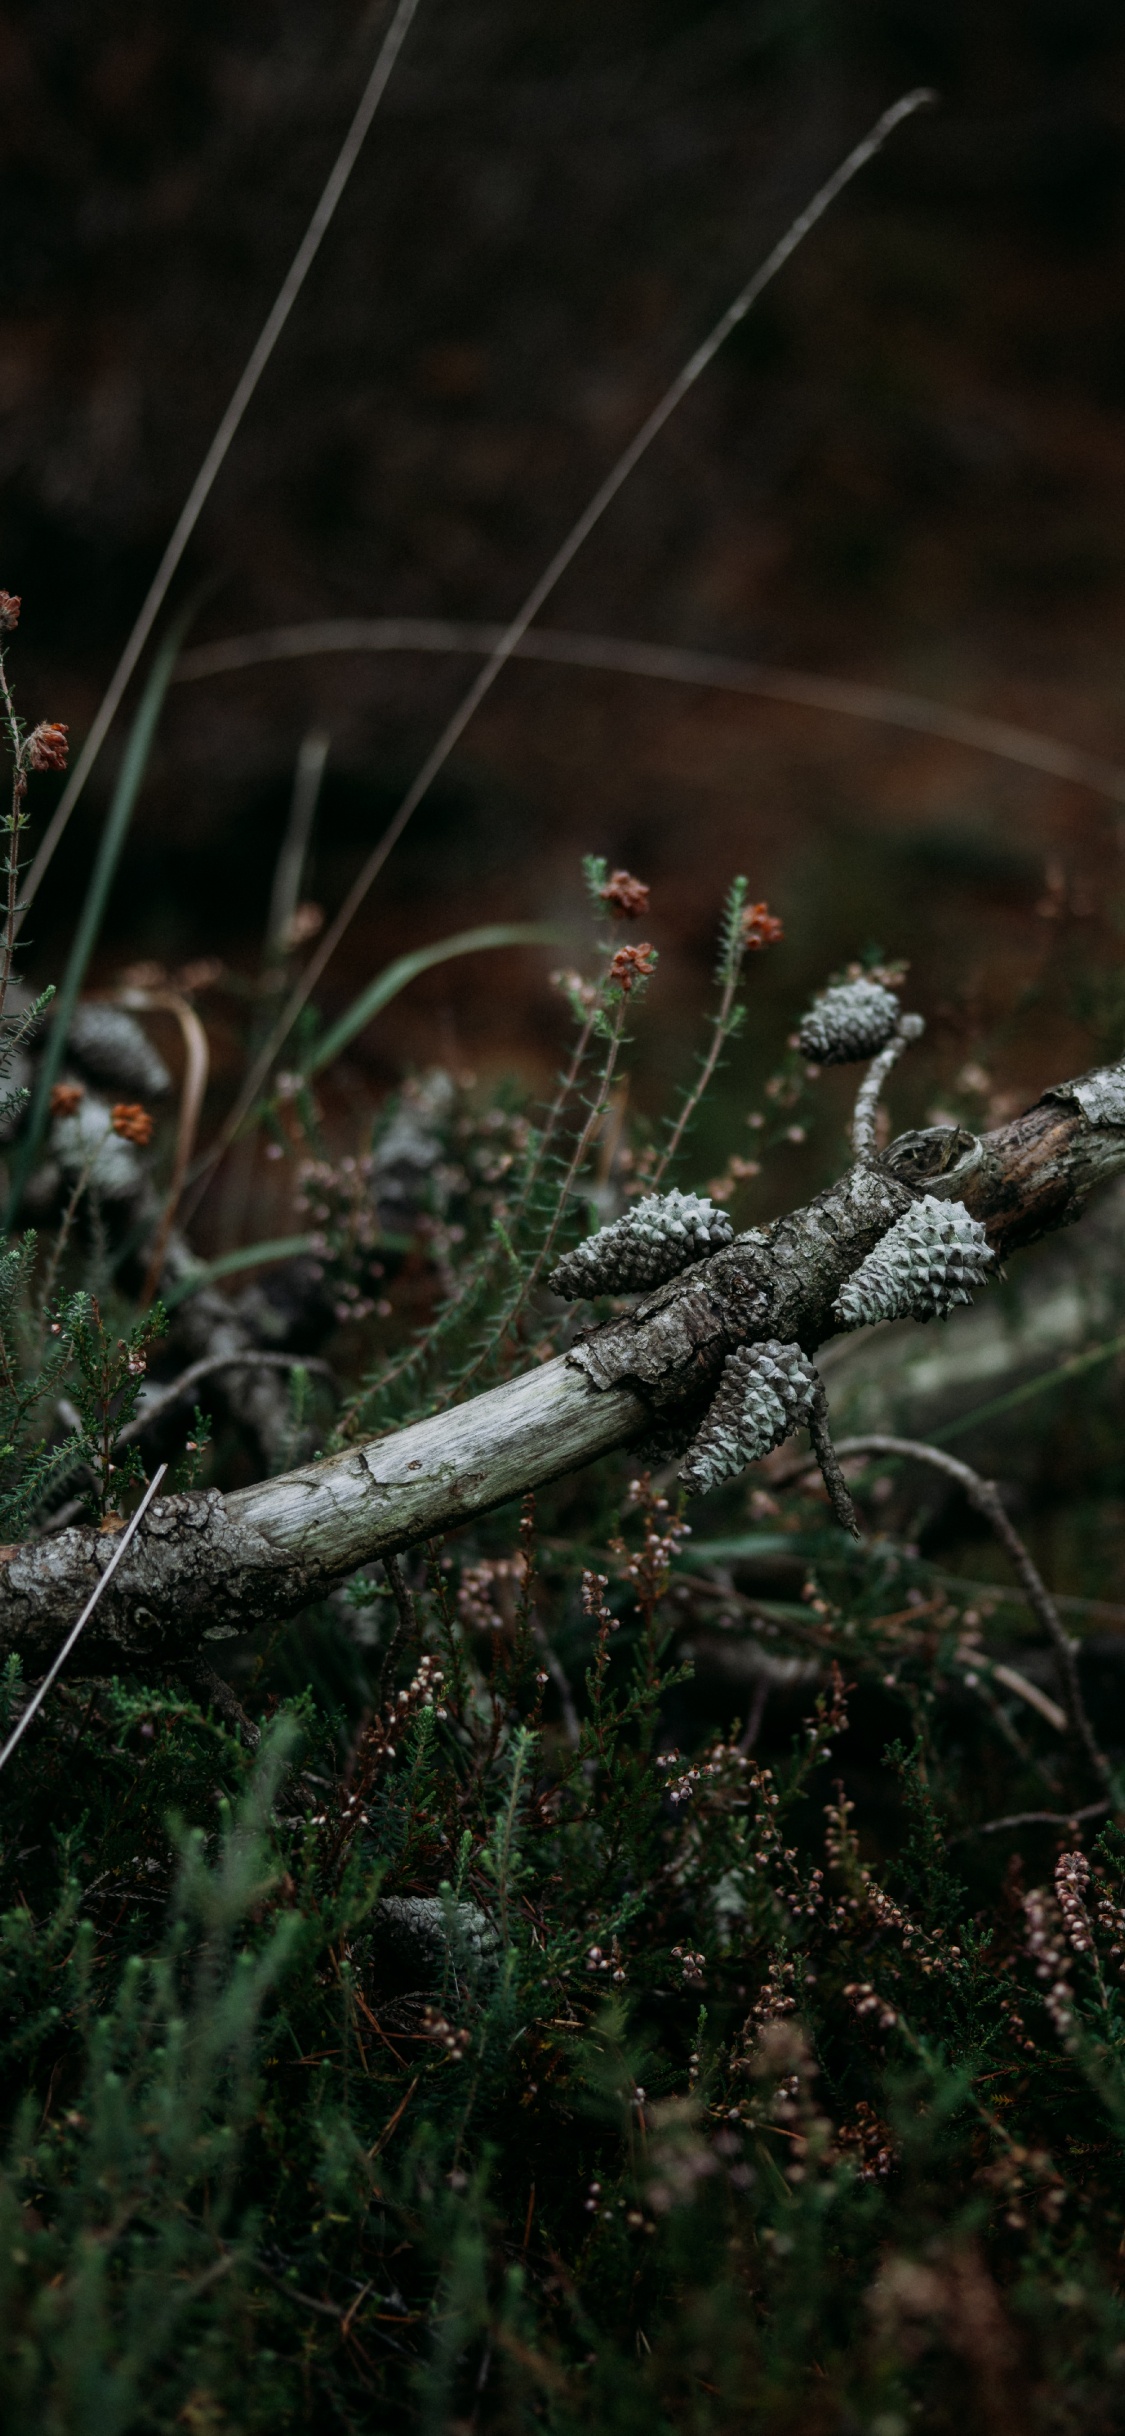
[948,1801,1111,1844]
[18,0,422,925]
[808,1384,860,1538]
[532,1622,581,1748]
[0,1463,168,1775]
[851,1016,924,1163]
[119,1349,337,1448]
[186,90,935,1198]
[830,1434,1111,1790]
[377,1552,416,1696]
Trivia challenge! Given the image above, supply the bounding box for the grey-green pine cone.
[680,1340,818,1495]
[549,1189,732,1300]
[798,978,901,1065]
[834,1193,994,1328]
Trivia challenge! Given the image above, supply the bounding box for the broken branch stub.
[2,1058,1124,1663]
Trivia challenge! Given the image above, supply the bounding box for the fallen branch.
[2,1058,1124,1664]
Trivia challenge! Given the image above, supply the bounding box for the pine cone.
[798,979,901,1065]
[680,1340,818,1495]
[549,1189,732,1300]
[834,1193,994,1328]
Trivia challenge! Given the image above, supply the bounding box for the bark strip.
[2,1061,1123,1664]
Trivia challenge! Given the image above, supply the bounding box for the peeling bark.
[3,1060,1125,1665]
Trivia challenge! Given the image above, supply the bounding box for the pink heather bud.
[26,721,68,772]
[0,593,20,631]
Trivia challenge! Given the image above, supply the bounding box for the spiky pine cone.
[549,1188,732,1300]
[834,1193,994,1328]
[798,978,901,1065]
[680,1340,818,1495]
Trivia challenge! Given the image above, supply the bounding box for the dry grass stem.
[19,0,422,925]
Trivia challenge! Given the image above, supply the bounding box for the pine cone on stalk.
[680,1340,818,1495]
[798,979,901,1065]
[834,1193,994,1328]
[549,1189,732,1300]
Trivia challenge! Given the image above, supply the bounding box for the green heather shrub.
[1,626,1125,2433]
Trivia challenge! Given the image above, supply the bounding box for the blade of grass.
[303,923,565,1078]
[929,1329,1125,1444]
[161,1230,412,1312]
[7,609,193,1222]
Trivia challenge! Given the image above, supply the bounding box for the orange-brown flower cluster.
[50,1082,84,1118]
[26,721,68,772]
[600,868,650,919]
[0,592,20,632]
[609,941,656,993]
[111,1102,154,1146]
[742,900,784,951]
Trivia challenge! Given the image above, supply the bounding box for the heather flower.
[609,941,656,993]
[111,1101,154,1147]
[50,1082,84,1118]
[0,592,21,632]
[600,868,650,919]
[742,900,784,950]
[26,721,69,772]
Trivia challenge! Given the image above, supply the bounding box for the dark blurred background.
[3,0,1125,1200]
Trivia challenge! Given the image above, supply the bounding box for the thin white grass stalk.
[266,728,331,969]
[19,0,422,925]
[176,616,1125,808]
[0,1462,168,1775]
[120,988,211,1306]
[851,1016,923,1162]
[197,90,936,1191]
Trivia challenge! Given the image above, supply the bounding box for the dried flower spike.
[742,901,784,951]
[25,720,69,773]
[0,592,21,632]
[550,1187,732,1300]
[680,1340,817,1495]
[600,868,650,919]
[50,1082,85,1118]
[798,978,900,1065]
[111,1102,154,1147]
[610,941,656,993]
[834,1193,993,1328]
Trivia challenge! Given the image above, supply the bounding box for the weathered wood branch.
[3,1058,1125,1667]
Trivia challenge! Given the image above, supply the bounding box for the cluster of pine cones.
[550,970,996,1503]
